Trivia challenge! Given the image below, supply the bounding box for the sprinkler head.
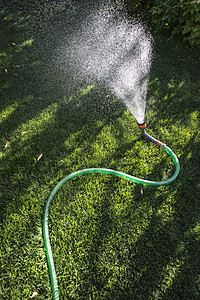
[137,121,147,140]
[137,121,146,131]
[137,121,166,148]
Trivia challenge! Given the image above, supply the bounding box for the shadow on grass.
[0,1,200,299]
[147,37,200,127]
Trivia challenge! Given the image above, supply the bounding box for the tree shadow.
[146,36,200,127]
[1,1,200,299]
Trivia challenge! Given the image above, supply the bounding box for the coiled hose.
[43,129,180,300]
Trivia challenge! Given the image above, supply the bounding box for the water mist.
[57,1,152,124]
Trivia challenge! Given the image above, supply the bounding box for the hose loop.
[43,142,180,300]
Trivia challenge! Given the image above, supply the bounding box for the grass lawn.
[0,1,200,299]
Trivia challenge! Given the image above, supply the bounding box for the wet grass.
[0,1,200,299]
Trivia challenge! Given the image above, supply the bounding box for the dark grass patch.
[0,1,200,299]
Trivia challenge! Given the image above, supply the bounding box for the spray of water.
[57,1,152,124]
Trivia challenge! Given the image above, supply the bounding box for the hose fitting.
[138,121,147,130]
[137,121,166,149]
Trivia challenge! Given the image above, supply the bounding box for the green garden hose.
[43,135,180,300]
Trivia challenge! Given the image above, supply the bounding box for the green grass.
[0,1,200,299]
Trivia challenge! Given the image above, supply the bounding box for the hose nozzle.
[138,122,146,131]
[137,121,166,149]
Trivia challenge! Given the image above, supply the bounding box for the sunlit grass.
[0,101,19,121]
[0,2,200,300]
[20,38,34,48]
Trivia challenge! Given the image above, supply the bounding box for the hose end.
[157,141,166,149]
